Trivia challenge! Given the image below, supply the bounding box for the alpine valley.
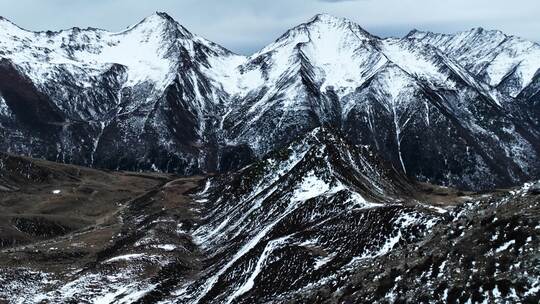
[0,13,539,304]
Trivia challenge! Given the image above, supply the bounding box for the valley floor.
[0,154,207,302]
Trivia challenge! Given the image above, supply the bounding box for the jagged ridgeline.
[0,13,539,190]
[1,129,538,303]
[157,128,540,303]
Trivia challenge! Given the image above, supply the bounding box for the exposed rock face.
[0,13,539,190]
[172,129,539,303]
[0,13,239,174]
[1,13,539,303]
[330,183,540,304]
[406,27,540,99]
[220,15,540,190]
[1,131,537,303]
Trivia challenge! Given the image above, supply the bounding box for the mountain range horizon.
[1,12,538,55]
[0,9,539,304]
[1,9,539,190]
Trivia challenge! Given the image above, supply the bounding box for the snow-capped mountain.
[219,14,540,190]
[407,27,540,126]
[407,27,540,99]
[0,12,240,174]
[0,13,539,190]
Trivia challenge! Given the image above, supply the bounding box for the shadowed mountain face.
[0,13,539,303]
[0,13,235,175]
[1,130,538,303]
[0,13,539,190]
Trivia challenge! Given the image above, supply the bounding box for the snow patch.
[105,253,146,263]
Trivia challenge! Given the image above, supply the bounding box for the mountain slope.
[173,128,439,303]
[0,152,203,303]
[407,27,540,127]
[1,131,538,303]
[220,15,540,190]
[407,27,540,99]
[0,13,539,190]
[0,13,242,174]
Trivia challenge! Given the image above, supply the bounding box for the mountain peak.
[308,13,346,24]
[153,11,176,22]
[306,13,370,33]
[136,12,179,28]
[404,29,420,39]
[463,26,505,38]
[405,27,504,42]
[127,12,193,39]
[267,13,373,47]
[308,14,374,40]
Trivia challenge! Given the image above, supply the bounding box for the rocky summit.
[0,12,539,304]
[0,13,539,190]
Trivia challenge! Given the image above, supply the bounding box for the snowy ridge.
[171,128,438,303]
[0,12,232,89]
[213,15,540,190]
[0,133,539,303]
[407,27,540,97]
[0,13,539,189]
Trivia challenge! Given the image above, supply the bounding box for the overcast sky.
[1,0,538,54]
